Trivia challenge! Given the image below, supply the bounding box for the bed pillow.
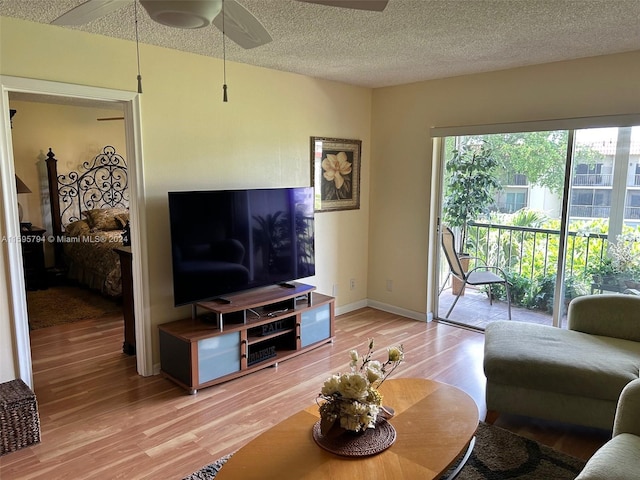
[83,207,129,231]
[65,219,92,237]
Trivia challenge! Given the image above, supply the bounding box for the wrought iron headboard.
[46,146,129,265]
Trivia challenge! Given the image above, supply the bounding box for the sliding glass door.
[564,126,640,326]
[435,124,640,330]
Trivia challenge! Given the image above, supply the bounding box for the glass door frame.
[428,115,640,329]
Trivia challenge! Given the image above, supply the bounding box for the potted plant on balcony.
[609,234,640,290]
[587,257,616,288]
[589,233,640,291]
[442,141,501,294]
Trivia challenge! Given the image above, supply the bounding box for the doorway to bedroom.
[9,95,131,347]
[1,76,150,386]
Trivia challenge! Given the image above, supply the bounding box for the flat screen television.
[168,187,315,306]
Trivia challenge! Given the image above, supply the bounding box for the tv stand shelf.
[159,283,334,394]
[195,282,314,332]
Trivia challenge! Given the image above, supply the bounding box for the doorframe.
[0,75,152,382]
[426,137,445,322]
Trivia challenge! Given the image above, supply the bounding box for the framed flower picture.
[310,137,362,212]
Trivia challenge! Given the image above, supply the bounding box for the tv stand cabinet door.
[300,303,331,348]
[198,332,241,384]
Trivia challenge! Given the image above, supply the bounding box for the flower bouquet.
[317,339,404,437]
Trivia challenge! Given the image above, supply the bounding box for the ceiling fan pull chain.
[222,0,228,102]
[134,0,143,94]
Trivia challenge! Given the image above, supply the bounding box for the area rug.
[184,422,586,480]
[27,285,121,329]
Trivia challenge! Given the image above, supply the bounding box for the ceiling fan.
[51,0,389,49]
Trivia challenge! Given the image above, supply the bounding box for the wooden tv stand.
[158,283,334,394]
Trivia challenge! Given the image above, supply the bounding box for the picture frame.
[310,136,362,212]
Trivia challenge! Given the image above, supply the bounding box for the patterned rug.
[184,422,586,480]
[27,285,121,329]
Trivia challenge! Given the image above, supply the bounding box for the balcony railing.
[570,205,611,218]
[465,222,609,282]
[501,174,528,186]
[573,173,613,186]
[495,202,527,214]
[626,206,640,219]
[569,205,640,221]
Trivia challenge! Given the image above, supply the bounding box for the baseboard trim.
[334,299,368,317]
[365,300,428,322]
[335,299,427,323]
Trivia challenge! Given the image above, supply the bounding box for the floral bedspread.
[63,228,123,297]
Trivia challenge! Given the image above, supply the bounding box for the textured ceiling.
[2,0,640,88]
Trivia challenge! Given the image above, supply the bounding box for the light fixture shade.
[16,175,31,194]
[140,0,222,29]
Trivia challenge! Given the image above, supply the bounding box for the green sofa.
[576,378,640,479]
[484,294,640,430]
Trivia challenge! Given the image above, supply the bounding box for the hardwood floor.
[0,308,610,479]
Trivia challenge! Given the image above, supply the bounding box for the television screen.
[168,187,315,306]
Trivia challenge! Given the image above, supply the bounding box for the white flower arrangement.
[318,339,404,436]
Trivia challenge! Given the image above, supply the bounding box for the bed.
[45,146,129,297]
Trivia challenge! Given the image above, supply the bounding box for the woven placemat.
[312,418,396,457]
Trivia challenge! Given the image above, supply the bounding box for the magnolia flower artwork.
[317,339,404,436]
[311,137,361,212]
[322,151,353,197]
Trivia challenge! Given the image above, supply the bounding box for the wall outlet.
[350,278,356,290]
[332,284,338,297]
[386,279,393,292]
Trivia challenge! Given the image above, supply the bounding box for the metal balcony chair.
[440,226,511,320]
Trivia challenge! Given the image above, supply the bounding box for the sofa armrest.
[567,294,640,342]
[613,378,640,437]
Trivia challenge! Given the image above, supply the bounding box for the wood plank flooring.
[0,308,610,479]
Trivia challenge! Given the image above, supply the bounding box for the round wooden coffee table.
[217,378,479,479]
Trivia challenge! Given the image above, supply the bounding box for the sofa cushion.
[576,433,640,480]
[484,321,640,402]
[568,294,640,342]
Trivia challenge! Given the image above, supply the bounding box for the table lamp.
[16,174,32,227]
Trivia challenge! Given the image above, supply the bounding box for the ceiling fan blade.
[296,0,388,11]
[212,0,272,49]
[51,0,132,26]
